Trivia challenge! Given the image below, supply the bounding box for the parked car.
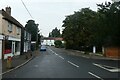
[40,45,46,51]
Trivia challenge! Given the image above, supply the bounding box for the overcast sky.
[0,0,111,37]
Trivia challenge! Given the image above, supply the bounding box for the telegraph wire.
[20,0,33,19]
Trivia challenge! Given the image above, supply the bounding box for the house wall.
[0,14,3,59]
[0,14,2,34]
[2,19,21,39]
[2,19,21,59]
[0,41,2,59]
[105,47,120,58]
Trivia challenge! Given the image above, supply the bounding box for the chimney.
[6,7,11,15]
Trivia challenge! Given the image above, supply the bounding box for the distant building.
[41,37,64,46]
[0,7,23,59]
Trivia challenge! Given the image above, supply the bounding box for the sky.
[0,0,112,37]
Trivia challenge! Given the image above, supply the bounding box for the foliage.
[54,40,62,48]
[49,27,61,37]
[97,1,120,46]
[62,1,120,51]
[62,8,98,50]
[25,20,39,41]
[25,20,40,49]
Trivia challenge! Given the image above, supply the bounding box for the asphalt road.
[2,46,120,79]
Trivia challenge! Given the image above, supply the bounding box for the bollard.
[7,56,12,69]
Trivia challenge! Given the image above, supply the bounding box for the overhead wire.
[20,0,33,19]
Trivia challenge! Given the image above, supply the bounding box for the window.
[16,27,20,35]
[8,22,12,32]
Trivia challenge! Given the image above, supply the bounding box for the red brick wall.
[105,47,120,58]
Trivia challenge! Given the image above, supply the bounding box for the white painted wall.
[0,14,2,34]
[4,53,13,59]
[42,40,65,46]
[42,40,55,46]
[14,52,20,56]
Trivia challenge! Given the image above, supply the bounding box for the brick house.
[0,7,23,59]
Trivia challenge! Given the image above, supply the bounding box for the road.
[2,46,120,79]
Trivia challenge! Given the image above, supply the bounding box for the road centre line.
[93,63,120,72]
[67,61,79,68]
[88,72,103,80]
[48,48,59,55]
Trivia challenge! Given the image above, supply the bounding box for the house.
[21,27,31,54]
[0,7,23,59]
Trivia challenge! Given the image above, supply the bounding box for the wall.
[105,47,120,58]
[0,41,2,59]
[0,14,2,34]
[2,19,21,39]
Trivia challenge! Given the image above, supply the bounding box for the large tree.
[25,20,39,41]
[49,27,61,37]
[62,8,98,50]
[97,1,120,46]
[62,1,120,51]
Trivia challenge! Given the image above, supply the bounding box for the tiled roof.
[1,9,23,28]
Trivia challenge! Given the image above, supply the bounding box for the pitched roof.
[0,9,23,28]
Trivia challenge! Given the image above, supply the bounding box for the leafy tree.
[25,20,39,41]
[25,20,39,49]
[62,1,120,52]
[62,8,98,50]
[97,1,120,46]
[54,40,62,48]
[49,27,61,37]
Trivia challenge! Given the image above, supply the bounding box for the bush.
[54,40,62,48]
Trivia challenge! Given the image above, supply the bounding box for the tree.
[97,1,120,46]
[62,8,98,50]
[49,27,61,37]
[25,20,39,41]
[25,20,39,49]
[62,1,120,52]
[54,40,62,48]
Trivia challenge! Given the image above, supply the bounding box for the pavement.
[63,49,120,61]
[2,49,40,74]
[51,48,120,61]
[71,50,120,60]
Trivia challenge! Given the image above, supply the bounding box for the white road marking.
[88,72,103,80]
[58,56,64,60]
[67,61,79,68]
[93,63,120,72]
[48,48,59,56]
